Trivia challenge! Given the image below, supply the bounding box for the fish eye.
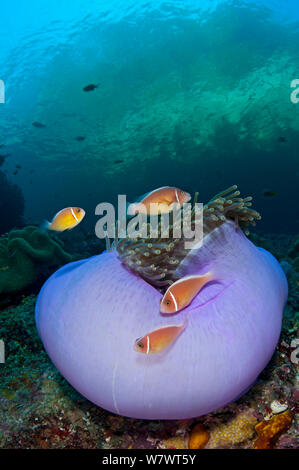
[166,300,171,306]
[77,208,81,213]
[137,341,144,348]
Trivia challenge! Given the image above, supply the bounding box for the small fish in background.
[160,273,214,314]
[75,136,85,142]
[278,136,287,143]
[83,84,98,92]
[13,170,18,175]
[127,186,191,216]
[42,207,86,232]
[32,121,46,128]
[114,159,124,164]
[15,164,21,169]
[134,319,187,354]
[263,189,278,198]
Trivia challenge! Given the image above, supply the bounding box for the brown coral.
[253,410,293,449]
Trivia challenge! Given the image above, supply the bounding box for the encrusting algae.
[116,185,261,286]
[253,410,293,449]
[206,411,258,448]
[162,436,186,449]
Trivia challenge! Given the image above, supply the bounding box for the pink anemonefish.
[134,319,187,354]
[160,273,213,314]
[43,207,85,232]
[127,186,191,216]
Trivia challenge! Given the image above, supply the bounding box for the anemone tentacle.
[115,185,261,286]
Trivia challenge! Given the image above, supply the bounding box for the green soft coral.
[0,226,72,295]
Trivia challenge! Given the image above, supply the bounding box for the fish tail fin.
[40,220,50,231]
[204,270,224,288]
[206,269,224,282]
[182,313,189,330]
[197,270,215,283]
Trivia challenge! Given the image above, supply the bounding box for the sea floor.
[0,231,298,449]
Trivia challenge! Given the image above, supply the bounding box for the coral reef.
[0,171,24,235]
[59,228,106,260]
[288,236,299,259]
[0,226,72,295]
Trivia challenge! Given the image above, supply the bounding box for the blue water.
[0,0,298,234]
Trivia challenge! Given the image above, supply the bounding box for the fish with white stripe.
[42,207,85,232]
[127,186,191,216]
[134,318,187,354]
[160,272,214,314]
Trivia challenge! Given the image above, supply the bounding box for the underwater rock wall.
[0,171,24,234]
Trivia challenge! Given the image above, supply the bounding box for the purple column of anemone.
[35,221,287,420]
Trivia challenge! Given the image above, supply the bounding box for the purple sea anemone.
[35,186,287,419]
